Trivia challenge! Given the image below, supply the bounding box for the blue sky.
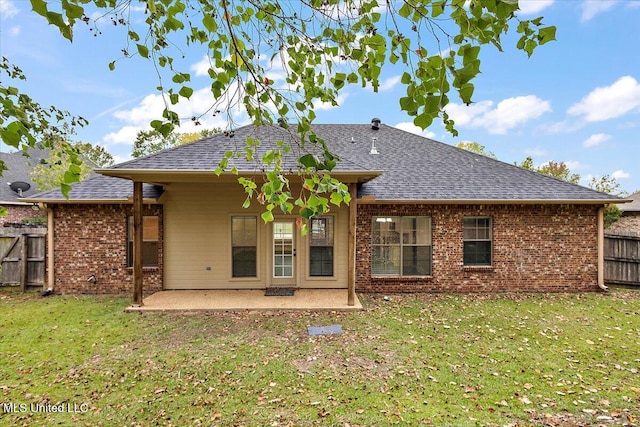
[1,0,639,193]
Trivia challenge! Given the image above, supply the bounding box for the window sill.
[371,275,433,279]
[126,266,160,272]
[462,265,494,272]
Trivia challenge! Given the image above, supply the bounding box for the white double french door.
[271,220,297,286]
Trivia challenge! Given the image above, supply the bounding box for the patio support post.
[133,181,143,306]
[597,206,607,291]
[348,183,357,306]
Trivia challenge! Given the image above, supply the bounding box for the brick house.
[608,191,640,235]
[0,149,49,225]
[25,121,624,303]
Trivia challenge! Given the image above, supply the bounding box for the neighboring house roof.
[26,174,163,203]
[618,191,640,212]
[0,149,49,204]
[26,122,624,204]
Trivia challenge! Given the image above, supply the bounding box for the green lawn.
[1,288,639,426]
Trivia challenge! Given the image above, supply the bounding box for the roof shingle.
[27,123,622,203]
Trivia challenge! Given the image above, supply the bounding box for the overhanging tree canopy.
[2,0,555,220]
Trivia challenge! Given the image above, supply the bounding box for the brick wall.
[49,202,601,295]
[356,204,601,293]
[51,204,163,295]
[1,205,44,226]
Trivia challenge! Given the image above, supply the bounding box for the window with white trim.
[463,217,492,266]
[372,216,432,276]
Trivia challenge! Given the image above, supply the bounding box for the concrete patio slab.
[125,289,363,312]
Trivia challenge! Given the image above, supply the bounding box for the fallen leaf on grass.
[317,408,330,417]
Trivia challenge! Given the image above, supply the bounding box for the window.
[127,216,159,267]
[309,217,334,276]
[463,217,492,266]
[372,216,431,276]
[232,216,257,277]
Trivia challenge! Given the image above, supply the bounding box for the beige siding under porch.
[163,182,349,290]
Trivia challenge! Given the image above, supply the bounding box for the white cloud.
[568,76,640,122]
[524,147,547,157]
[103,125,143,146]
[113,93,166,127]
[564,160,584,171]
[191,55,213,77]
[445,101,493,127]
[581,0,618,22]
[0,0,19,19]
[582,133,611,148]
[378,75,401,92]
[315,93,349,111]
[103,85,250,147]
[612,170,630,180]
[517,0,554,15]
[446,96,551,135]
[394,122,436,138]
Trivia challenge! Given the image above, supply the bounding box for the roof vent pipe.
[370,136,379,155]
[371,117,381,130]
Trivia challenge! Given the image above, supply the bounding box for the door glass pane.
[273,222,294,278]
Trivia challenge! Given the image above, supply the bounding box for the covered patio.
[125,289,363,312]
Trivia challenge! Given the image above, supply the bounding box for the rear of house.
[25,122,622,297]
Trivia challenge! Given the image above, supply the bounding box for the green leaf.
[330,192,343,206]
[300,207,315,219]
[399,96,418,113]
[458,83,474,104]
[63,171,80,184]
[538,26,556,45]
[299,154,319,169]
[414,112,433,130]
[137,44,149,58]
[60,183,72,198]
[63,0,84,20]
[179,86,193,98]
[261,210,274,223]
[30,0,48,17]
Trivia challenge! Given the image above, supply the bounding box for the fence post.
[20,234,28,292]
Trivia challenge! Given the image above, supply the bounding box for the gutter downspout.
[597,206,608,291]
[40,203,55,293]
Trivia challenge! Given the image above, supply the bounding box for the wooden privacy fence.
[604,231,640,286]
[0,226,46,290]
